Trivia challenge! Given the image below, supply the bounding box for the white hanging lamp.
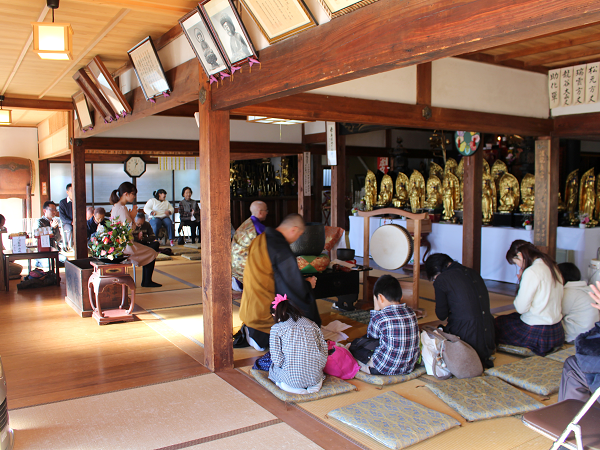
[32,0,73,60]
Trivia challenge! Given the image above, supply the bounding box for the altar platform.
[347,215,600,283]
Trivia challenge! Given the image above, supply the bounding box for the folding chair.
[522,386,600,450]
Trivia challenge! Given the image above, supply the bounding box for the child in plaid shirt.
[350,275,420,375]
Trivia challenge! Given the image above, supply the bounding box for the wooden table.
[88,261,136,325]
[3,247,60,291]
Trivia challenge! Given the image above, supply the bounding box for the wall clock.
[124,156,146,178]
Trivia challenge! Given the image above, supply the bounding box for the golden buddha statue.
[424,175,442,209]
[565,170,579,225]
[497,173,520,213]
[363,170,377,211]
[482,174,495,224]
[445,158,458,176]
[408,170,425,213]
[558,192,566,212]
[442,176,455,220]
[579,168,597,226]
[445,172,461,208]
[392,172,409,208]
[519,173,535,213]
[483,159,491,177]
[429,162,444,181]
[456,159,464,181]
[491,160,508,191]
[376,174,394,207]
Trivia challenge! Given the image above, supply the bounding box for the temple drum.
[370,224,414,270]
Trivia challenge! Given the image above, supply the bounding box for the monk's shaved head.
[277,213,306,244]
[250,201,266,216]
[279,213,305,230]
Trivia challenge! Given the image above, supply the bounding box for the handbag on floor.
[421,326,483,379]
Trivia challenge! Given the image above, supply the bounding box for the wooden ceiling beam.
[554,112,600,137]
[2,97,72,111]
[456,54,547,73]
[67,0,192,14]
[232,93,553,136]
[527,46,600,67]
[211,0,600,110]
[495,32,600,62]
[75,58,200,139]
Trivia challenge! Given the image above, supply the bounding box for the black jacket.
[433,261,496,366]
[59,198,73,225]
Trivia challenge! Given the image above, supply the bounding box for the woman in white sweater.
[495,240,565,355]
[144,189,175,246]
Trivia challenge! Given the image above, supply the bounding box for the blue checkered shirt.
[367,304,420,375]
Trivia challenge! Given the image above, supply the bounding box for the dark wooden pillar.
[298,151,312,221]
[416,62,432,105]
[331,126,346,229]
[534,136,559,259]
[38,158,50,211]
[462,148,483,272]
[71,139,87,259]
[200,83,233,372]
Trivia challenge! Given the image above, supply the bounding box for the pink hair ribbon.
[271,294,288,308]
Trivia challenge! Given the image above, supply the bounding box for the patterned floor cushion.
[182,253,201,260]
[485,356,563,396]
[155,253,172,261]
[496,343,536,357]
[297,254,330,274]
[424,376,544,422]
[327,391,460,449]
[545,346,576,363]
[250,369,356,403]
[354,366,426,386]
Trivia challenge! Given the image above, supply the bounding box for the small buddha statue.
[497,173,520,213]
[442,177,454,220]
[376,174,393,207]
[362,170,377,211]
[566,170,579,225]
[392,172,409,207]
[482,176,494,224]
[580,170,598,226]
[409,180,421,213]
[424,176,442,209]
[519,174,535,213]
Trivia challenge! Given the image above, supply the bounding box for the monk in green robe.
[239,214,318,350]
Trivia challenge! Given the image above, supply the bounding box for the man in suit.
[59,183,73,250]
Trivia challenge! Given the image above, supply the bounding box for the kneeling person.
[351,275,420,375]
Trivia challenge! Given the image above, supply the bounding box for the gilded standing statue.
[392,172,409,208]
[565,170,579,225]
[408,170,425,213]
[519,174,535,213]
[482,174,495,224]
[376,174,393,207]
[363,170,377,211]
[579,168,597,226]
[442,176,454,220]
[424,175,442,209]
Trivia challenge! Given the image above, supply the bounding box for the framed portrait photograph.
[318,0,379,18]
[240,0,316,44]
[87,56,132,116]
[72,68,115,122]
[199,0,257,66]
[179,8,229,77]
[127,36,171,101]
[72,91,94,132]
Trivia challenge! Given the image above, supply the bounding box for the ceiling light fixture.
[32,0,74,60]
[247,116,312,125]
[0,96,11,125]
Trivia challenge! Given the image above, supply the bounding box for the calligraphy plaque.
[560,66,573,107]
[127,36,171,100]
[586,62,599,104]
[548,69,560,109]
[326,121,337,166]
[241,0,316,44]
[572,64,586,105]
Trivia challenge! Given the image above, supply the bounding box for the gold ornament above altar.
[498,173,520,213]
[363,170,377,211]
[376,174,394,207]
[565,169,579,225]
[408,170,425,213]
[579,168,597,226]
[392,172,409,208]
[520,173,535,213]
[424,175,442,209]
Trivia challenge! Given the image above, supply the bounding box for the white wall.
[432,58,549,119]
[0,127,41,234]
[96,116,303,143]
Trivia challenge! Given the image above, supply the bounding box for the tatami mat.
[135,288,203,311]
[9,374,277,450]
[185,422,323,449]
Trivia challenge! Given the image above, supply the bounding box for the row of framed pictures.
[180,0,377,78]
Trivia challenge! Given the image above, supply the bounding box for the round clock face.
[125,156,146,177]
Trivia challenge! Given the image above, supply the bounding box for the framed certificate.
[199,0,257,67]
[87,56,132,116]
[127,36,171,100]
[240,0,316,44]
[318,0,379,18]
[72,68,116,123]
[72,91,94,132]
[180,8,229,77]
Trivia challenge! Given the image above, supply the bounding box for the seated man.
[59,183,73,250]
[87,207,109,240]
[231,201,268,291]
[558,262,599,343]
[37,201,62,250]
[133,212,160,251]
[350,275,420,375]
[558,282,600,403]
[239,214,318,351]
[86,206,95,221]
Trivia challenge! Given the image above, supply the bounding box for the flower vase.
[525,225,532,231]
[579,223,587,229]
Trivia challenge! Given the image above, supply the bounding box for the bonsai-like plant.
[89,220,132,260]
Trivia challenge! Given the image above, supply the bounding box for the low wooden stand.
[88,261,135,325]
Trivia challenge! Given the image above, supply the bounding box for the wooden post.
[416,62,432,106]
[71,139,87,259]
[331,126,346,229]
[462,148,483,272]
[411,218,421,311]
[313,153,323,223]
[38,159,50,210]
[361,213,370,304]
[199,83,233,372]
[534,137,559,259]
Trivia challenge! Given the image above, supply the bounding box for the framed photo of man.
[72,91,94,132]
[127,36,171,101]
[199,0,257,66]
[180,8,229,77]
